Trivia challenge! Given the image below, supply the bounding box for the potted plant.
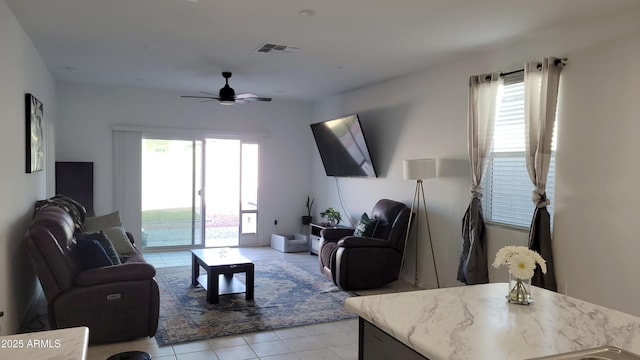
[320,207,342,226]
[302,195,314,225]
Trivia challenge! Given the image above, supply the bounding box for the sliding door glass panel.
[141,139,203,249]
[241,143,258,213]
[193,140,204,246]
[241,213,257,234]
[204,139,240,247]
[240,143,258,243]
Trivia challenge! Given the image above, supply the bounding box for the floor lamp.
[398,159,440,290]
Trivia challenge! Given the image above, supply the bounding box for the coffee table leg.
[208,269,219,304]
[246,264,254,301]
[191,253,198,286]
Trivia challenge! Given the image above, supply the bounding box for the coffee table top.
[191,248,252,267]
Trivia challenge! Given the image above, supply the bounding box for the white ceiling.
[6,0,640,101]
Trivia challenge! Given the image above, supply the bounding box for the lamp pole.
[398,159,440,291]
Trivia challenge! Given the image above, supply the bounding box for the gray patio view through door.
[141,138,258,250]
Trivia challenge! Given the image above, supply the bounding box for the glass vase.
[508,273,532,304]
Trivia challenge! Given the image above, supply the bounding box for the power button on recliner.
[106,294,122,300]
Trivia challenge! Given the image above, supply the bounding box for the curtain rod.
[494,58,568,78]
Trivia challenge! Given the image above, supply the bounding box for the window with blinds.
[482,74,557,228]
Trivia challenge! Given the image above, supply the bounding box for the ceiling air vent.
[255,43,300,54]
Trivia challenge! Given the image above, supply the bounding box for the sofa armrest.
[338,236,391,248]
[320,228,354,242]
[75,262,156,286]
[334,246,402,290]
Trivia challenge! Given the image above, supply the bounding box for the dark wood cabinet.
[359,318,428,360]
[55,161,94,215]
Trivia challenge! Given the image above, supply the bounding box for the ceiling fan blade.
[180,95,220,100]
[244,97,272,102]
[235,93,258,99]
[236,93,272,102]
[200,91,217,96]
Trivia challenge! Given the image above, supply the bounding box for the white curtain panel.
[524,58,563,206]
[113,129,143,248]
[457,73,503,285]
[524,57,563,292]
[468,73,503,197]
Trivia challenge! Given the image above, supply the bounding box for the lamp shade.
[403,159,437,180]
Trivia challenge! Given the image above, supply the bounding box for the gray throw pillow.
[102,226,137,255]
[83,211,123,233]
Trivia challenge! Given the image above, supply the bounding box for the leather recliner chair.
[318,199,411,291]
[24,206,159,343]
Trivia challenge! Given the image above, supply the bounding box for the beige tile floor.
[88,247,360,360]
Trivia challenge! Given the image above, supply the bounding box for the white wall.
[312,66,472,289]
[312,8,640,315]
[0,0,57,335]
[56,83,314,246]
[553,30,640,315]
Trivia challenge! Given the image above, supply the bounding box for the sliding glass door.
[141,137,259,250]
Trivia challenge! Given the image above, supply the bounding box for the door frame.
[114,125,267,251]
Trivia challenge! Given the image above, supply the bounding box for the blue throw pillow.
[75,239,114,270]
[76,231,121,265]
[353,213,379,237]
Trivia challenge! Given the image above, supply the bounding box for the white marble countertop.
[0,326,89,360]
[345,283,640,359]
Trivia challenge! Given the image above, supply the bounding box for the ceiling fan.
[181,72,272,105]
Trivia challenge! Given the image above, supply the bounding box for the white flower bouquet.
[492,246,547,304]
[492,246,547,279]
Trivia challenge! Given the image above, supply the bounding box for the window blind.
[483,74,556,228]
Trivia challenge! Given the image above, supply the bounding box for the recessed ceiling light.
[64,66,78,73]
[143,44,158,51]
[299,9,315,16]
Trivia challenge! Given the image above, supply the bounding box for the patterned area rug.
[154,260,356,346]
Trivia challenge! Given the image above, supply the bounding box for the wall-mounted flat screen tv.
[310,114,377,178]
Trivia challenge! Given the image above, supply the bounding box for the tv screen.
[310,114,377,178]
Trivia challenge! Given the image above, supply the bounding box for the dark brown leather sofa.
[24,206,159,343]
[318,199,411,291]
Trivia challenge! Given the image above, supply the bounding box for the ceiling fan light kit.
[181,72,272,105]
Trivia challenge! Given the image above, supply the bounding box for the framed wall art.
[25,93,44,173]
